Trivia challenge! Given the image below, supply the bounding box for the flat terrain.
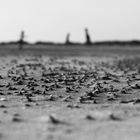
[0,45,140,140]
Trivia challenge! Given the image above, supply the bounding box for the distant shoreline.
[1,40,140,47]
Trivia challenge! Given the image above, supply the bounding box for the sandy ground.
[0,46,140,140]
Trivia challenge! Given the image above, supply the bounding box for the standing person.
[19,31,25,50]
[65,33,71,45]
[85,28,92,45]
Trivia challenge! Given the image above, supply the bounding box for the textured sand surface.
[0,46,140,140]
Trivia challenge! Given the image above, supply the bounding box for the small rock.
[24,103,32,107]
[66,104,80,109]
[12,117,23,122]
[109,113,124,121]
[26,96,34,102]
[86,115,96,120]
[39,115,67,125]
[0,105,7,108]
[85,111,111,121]
[133,98,140,104]
[0,98,7,101]
[46,95,56,101]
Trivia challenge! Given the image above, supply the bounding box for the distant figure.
[85,28,92,45]
[18,31,25,50]
[65,33,71,45]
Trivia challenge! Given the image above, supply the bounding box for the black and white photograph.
[0,0,140,140]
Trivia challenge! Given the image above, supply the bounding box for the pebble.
[0,98,7,101]
[12,116,24,122]
[39,115,66,125]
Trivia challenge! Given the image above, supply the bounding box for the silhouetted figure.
[65,33,71,45]
[85,28,92,45]
[18,31,25,50]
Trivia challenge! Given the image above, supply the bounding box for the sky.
[0,0,140,43]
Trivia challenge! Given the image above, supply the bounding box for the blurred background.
[0,0,140,43]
